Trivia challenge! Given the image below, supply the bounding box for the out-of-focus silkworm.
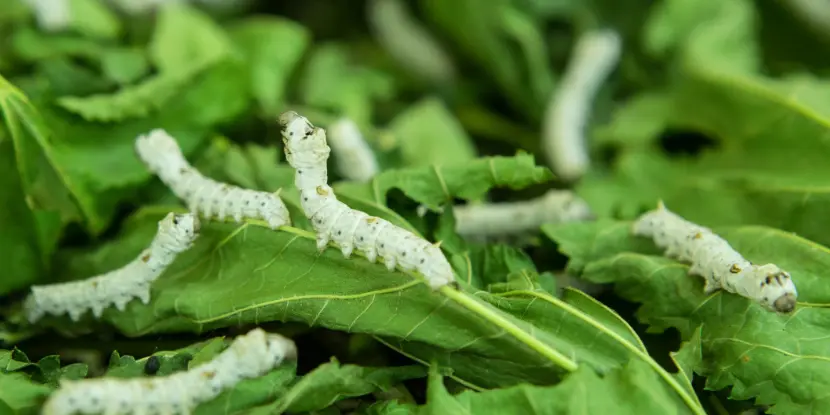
[366,0,456,84]
[454,190,594,241]
[328,117,380,182]
[542,29,622,182]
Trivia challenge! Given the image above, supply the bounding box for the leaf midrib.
[492,288,705,415]
[133,213,583,379]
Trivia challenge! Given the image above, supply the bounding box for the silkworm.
[542,29,621,181]
[41,328,297,415]
[279,111,457,289]
[453,190,594,239]
[633,201,797,313]
[366,0,456,84]
[327,117,379,182]
[135,129,291,229]
[24,0,70,31]
[24,213,199,323]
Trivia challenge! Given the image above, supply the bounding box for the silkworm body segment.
[453,189,594,238]
[135,129,290,229]
[633,202,797,313]
[301,186,455,289]
[327,118,379,182]
[24,213,199,323]
[42,328,297,415]
[279,111,456,290]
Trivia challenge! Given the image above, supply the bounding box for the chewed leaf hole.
[658,129,718,157]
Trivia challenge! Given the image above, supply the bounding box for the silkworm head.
[135,129,181,163]
[266,333,298,361]
[279,111,315,143]
[163,212,200,239]
[773,293,796,314]
[755,264,797,313]
[278,111,300,128]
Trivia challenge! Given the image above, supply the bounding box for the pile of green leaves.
[2,0,830,414]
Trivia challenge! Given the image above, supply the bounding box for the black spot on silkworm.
[144,356,161,375]
[337,231,341,235]
[774,275,782,285]
[420,259,425,264]
[172,217,179,225]
[765,276,772,284]
[402,252,406,257]
[359,237,364,241]
[380,244,384,248]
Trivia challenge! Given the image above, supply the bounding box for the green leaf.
[100,48,150,85]
[0,350,34,372]
[300,43,395,127]
[498,3,555,104]
[0,348,88,413]
[3,55,256,234]
[248,359,426,414]
[10,28,106,62]
[671,326,703,387]
[36,58,114,96]
[0,74,82,242]
[644,0,759,72]
[419,0,548,119]
[447,243,537,288]
[543,220,830,413]
[32,355,88,387]
[227,16,311,115]
[420,359,694,415]
[149,2,233,74]
[57,70,197,122]
[363,400,419,415]
[0,139,45,294]
[0,372,50,414]
[474,271,701,413]
[334,153,553,211]
[44,208,644,391]
[389,98,477,167]
[581,69,830,246]
[67,0,122,40]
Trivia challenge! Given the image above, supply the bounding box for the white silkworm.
[41,328,297,415]
[279,111,457,290]
[453,190,594,239]
[632,202,797,313]
[366,0,456,84]
[328,118,380,182]
[783,0,830,39]
[542,29,621,181]
[135,129,291,229]
[24,213,199,323]
[24,0,71,31]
